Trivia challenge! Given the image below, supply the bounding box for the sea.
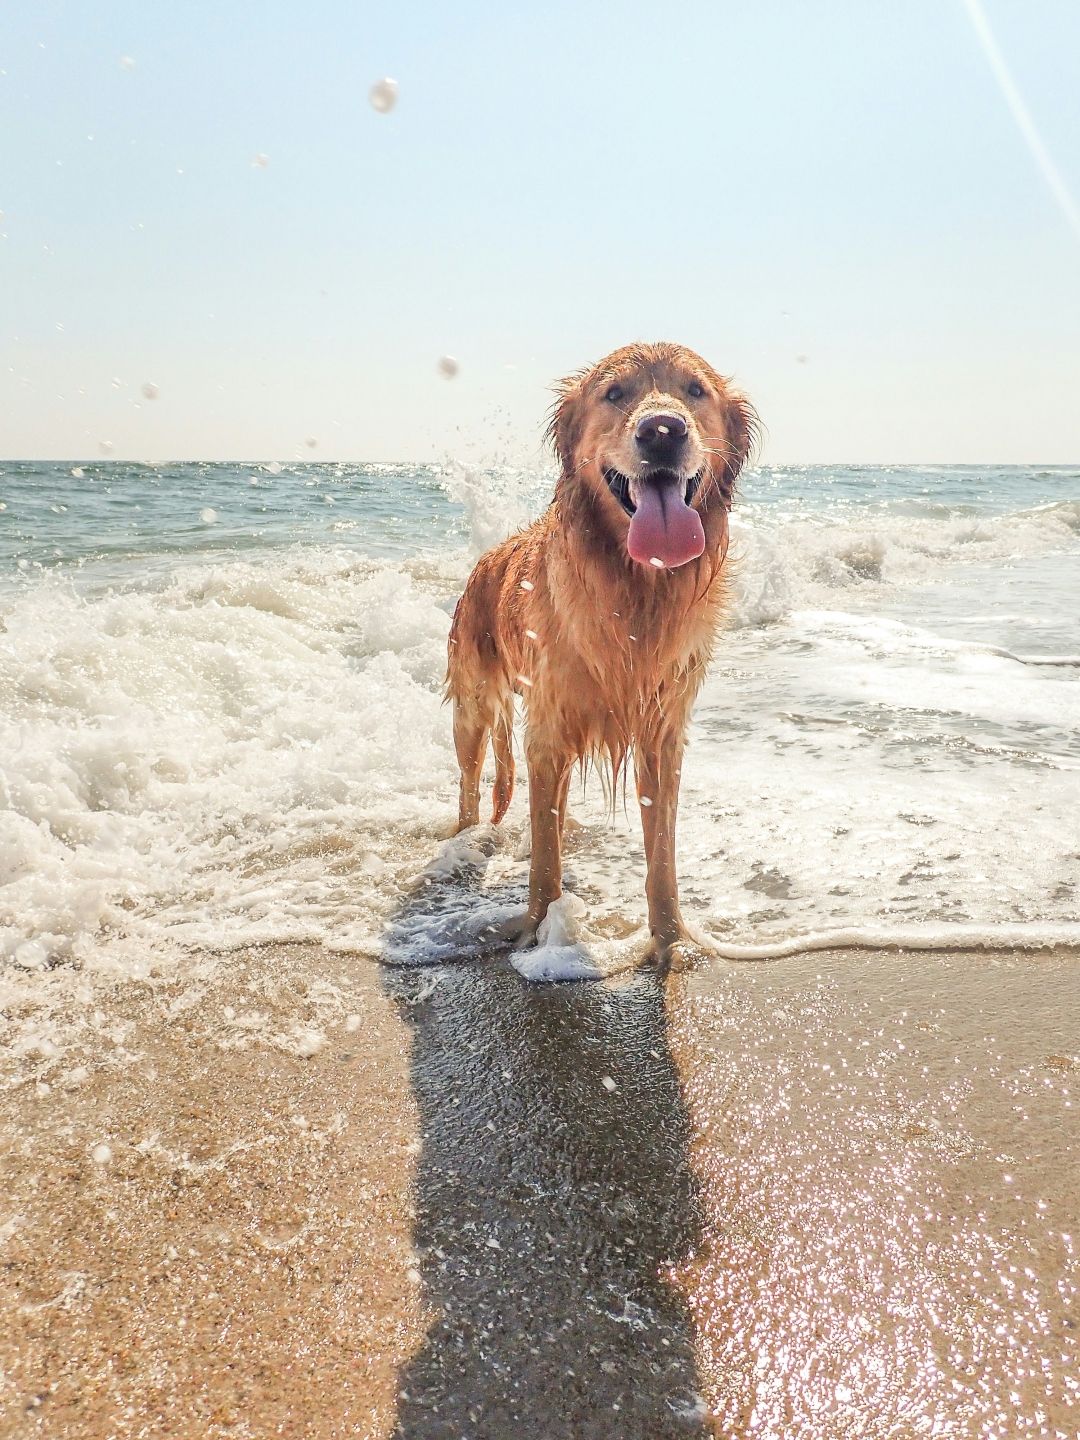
[1,460,1078,983]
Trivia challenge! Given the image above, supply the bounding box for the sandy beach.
[2,942,1076,1439]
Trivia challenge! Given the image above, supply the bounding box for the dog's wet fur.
[446,342,757,960]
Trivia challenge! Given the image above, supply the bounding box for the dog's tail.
[490,698,515,824]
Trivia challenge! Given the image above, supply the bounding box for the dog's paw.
[644,928,717,971]
[488,910,539,950]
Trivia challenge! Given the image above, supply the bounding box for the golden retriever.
[446,342,756,962]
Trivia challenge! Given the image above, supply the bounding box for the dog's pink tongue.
[627,478,705,569]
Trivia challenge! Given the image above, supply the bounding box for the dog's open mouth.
[603,467,706,569]
[603,467,701,517]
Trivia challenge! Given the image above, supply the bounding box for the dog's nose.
[635,411,688,459]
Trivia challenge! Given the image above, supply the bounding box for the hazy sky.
[2,0,1079,464]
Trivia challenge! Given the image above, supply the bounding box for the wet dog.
[446,342,756,961]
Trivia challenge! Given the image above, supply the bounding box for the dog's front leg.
[635,731,691,959]
[515,741,572,946]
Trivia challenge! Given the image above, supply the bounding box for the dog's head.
[547,342,756,569]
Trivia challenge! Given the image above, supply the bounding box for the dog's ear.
[721,386,760,492]
[545,368,589,475]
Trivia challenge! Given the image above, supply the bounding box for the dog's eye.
[605,384,624,404]
[687,381,705,399]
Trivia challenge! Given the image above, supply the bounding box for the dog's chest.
[533,582,715,730]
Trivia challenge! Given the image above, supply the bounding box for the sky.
[2,0,1079,465]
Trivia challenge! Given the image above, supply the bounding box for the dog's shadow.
[381,853,710,1438]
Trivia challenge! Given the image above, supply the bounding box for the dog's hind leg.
[557,784,584,840]
[490,701,515,824]
[453,701,489,832]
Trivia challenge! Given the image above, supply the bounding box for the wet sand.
[2,943,1077,1438]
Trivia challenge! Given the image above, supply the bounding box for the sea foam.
[1,469,1078,1017]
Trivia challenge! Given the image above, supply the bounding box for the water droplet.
[266,461,282,475]
[119,55,136,72]
[98,440,113,455]
[437,354,459,379]
[519,579,534,591]
[369,77,398,114]
[640,796,653,807]
[251,153,269,169]
[141,380,158,400]
[649,556,665,569]
[199,507,218,524]
[91,1143,112,1165]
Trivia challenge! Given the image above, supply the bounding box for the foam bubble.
[293,1028,324,1058]
[511,896,614,983]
